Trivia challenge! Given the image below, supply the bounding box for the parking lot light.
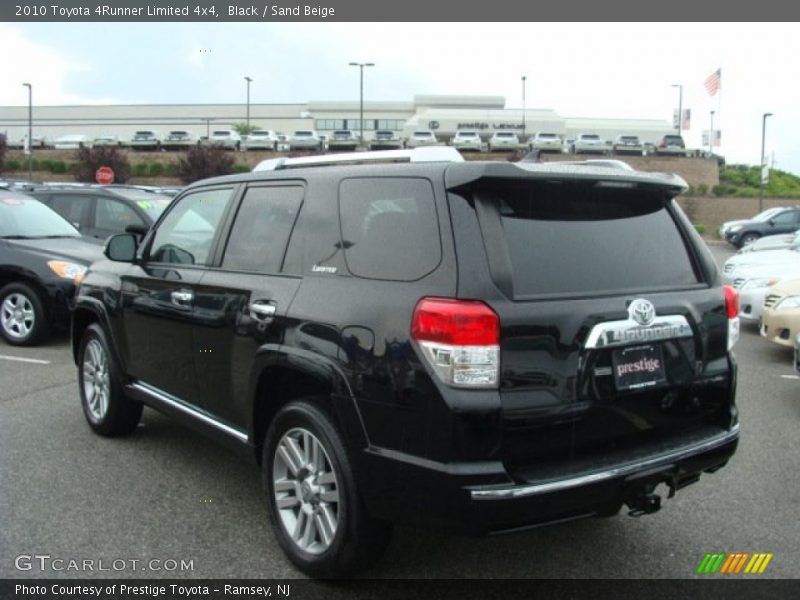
[349,62,374,148]
[22,83,32,180]
[672,84,683,135]
[759,112,774,213]
[244,76,253,129]
[521,75,527,141]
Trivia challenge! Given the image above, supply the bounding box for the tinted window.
[149,188,232,265]
[0,195,80,238]
[339,178,441,281]
[772,211,798,225]
[222,186,303,274]
[95,198,145,232]
[48,194,92,228]
[476,181,698,297]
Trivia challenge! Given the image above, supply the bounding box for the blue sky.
[2,22,799,174]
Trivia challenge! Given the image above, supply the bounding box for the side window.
[772,211,797,225]
[339,177,441,281]
[95,198,145,232]
[222,186,303,274]
[48,195,91,228]
[149,188,233,266]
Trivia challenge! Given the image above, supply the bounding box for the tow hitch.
[624,466,678,517]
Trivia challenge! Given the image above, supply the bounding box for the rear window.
[581,134,600,140]
[414,131,432,137]
[663,136,684,146]
[294,131,313,136]
[496,133,515,138]
[472,181,699,297]
[339,178,441,281]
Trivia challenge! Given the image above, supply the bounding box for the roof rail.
[253,146,464,172]
[554,159,635,171]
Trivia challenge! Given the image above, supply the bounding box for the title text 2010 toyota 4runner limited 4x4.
[72,147,740,577]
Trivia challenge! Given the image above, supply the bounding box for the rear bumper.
[360,425,738,534]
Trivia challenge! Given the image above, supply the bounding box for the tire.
[739,233,761,247]
[78,323,142,436]
[263,399,391,577]
[0,282,49,346]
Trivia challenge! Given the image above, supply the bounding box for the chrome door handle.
[171,289,194,306]
[249,301,276,319]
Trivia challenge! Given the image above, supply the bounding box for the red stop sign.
[95,166,115,185]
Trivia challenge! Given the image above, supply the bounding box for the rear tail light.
[724,285,740,350]
[411,297,500,388]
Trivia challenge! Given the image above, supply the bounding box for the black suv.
[723,206,800,248]
[72,148,740,577]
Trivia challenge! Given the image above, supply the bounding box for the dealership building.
[0,95,674,145]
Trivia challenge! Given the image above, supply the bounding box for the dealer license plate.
[612,344,667,392]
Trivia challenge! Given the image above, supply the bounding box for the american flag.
[704,68,722,96]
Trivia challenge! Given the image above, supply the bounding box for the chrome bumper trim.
[469,424,739,501]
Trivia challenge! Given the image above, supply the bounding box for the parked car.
[130,131,161,151]
[488,132,520,152]
[31,135,53,149]
[289,130,323,151]
[370,130,403,150]
[93,135,122,147]
[208,130,242,150]
[529,132,562,153]
[0,190,104,345]
[613,135,643,155]
[719,207,787,240]
[405,131,438,149]
[571,133,611,154]
[162,131,197,151]
[722,246,800,284]
[28,186,172,241]
[327,130,359,151]
[242,130,279,151]
[73,147,739,577]
[54,134,92,150]
[451,130,483,152]
[723,206,800,248]
[730,263,800,323]
[654,134,687,156]
[737,230,800,254]
[761,278,800,347]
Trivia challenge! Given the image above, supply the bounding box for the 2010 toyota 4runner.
[72,148,740,577]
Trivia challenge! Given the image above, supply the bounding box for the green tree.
[232,122,259,136]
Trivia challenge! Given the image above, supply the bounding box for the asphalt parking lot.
[1,244,798,580]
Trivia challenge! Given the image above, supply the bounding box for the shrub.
[73,145,131,183]
[694,224,707,235]
[133,163,148,177]
[233,164,250,173]
[0,133,7,171]
[5,159,20,171]
[696,183,708,195]
[164,163,178,177]
[148,162,164,177]
[176,145,235,184]
[30,159,40,171]
[39,159,54,172]
[51,160,67,174]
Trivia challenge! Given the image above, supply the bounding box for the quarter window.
[339,178,441,281]
[222,186,304,274]
[95,198,145,232]
[149,188,233,265]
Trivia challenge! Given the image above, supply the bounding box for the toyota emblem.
[628,298,656,326]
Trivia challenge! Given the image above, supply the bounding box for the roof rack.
[253,146,464,172]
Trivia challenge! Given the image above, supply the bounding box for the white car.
[242,130,278,151]
[571,133,611,155]
[529,132,562,153]
[733,263,800,322]
[718,207,788,239]
[289,130,322,151]
[130,131,161,151]
[92,135,122,147]
[488,132,520,152]
[162,131,197,151]
[327,130,358,151]
[208,130,242,150]
[738,230,800,255]
[451,131,483,152]
[405,131,439,148]
[53,134,92,150]
[723,247,800,284]
[613,135,643,155]
[370,130,403,150]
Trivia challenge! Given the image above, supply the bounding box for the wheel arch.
[250,347,367,465]
[71,297,120,369]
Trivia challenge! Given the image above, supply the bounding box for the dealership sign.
[457,122,524,130]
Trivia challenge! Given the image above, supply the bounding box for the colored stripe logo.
[697,552,773,574]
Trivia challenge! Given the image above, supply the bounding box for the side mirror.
[105,233,138,262]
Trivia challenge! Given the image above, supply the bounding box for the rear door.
[766,209,800,236]
[448,177,733,478]
[92,195,149,239]
[39,193,93,233]
[190,183,305,429]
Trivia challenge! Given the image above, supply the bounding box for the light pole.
[709,110,715,155]
[521,75,527,141]
[22,83,32,180]
[759,112,773,213]
[672,84,683,135]
[244,76,253,129]
[203,118,214,139]
[349,62,374,148]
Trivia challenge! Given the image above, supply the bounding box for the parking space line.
[0,354,52,365]
[780,374,800,380]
